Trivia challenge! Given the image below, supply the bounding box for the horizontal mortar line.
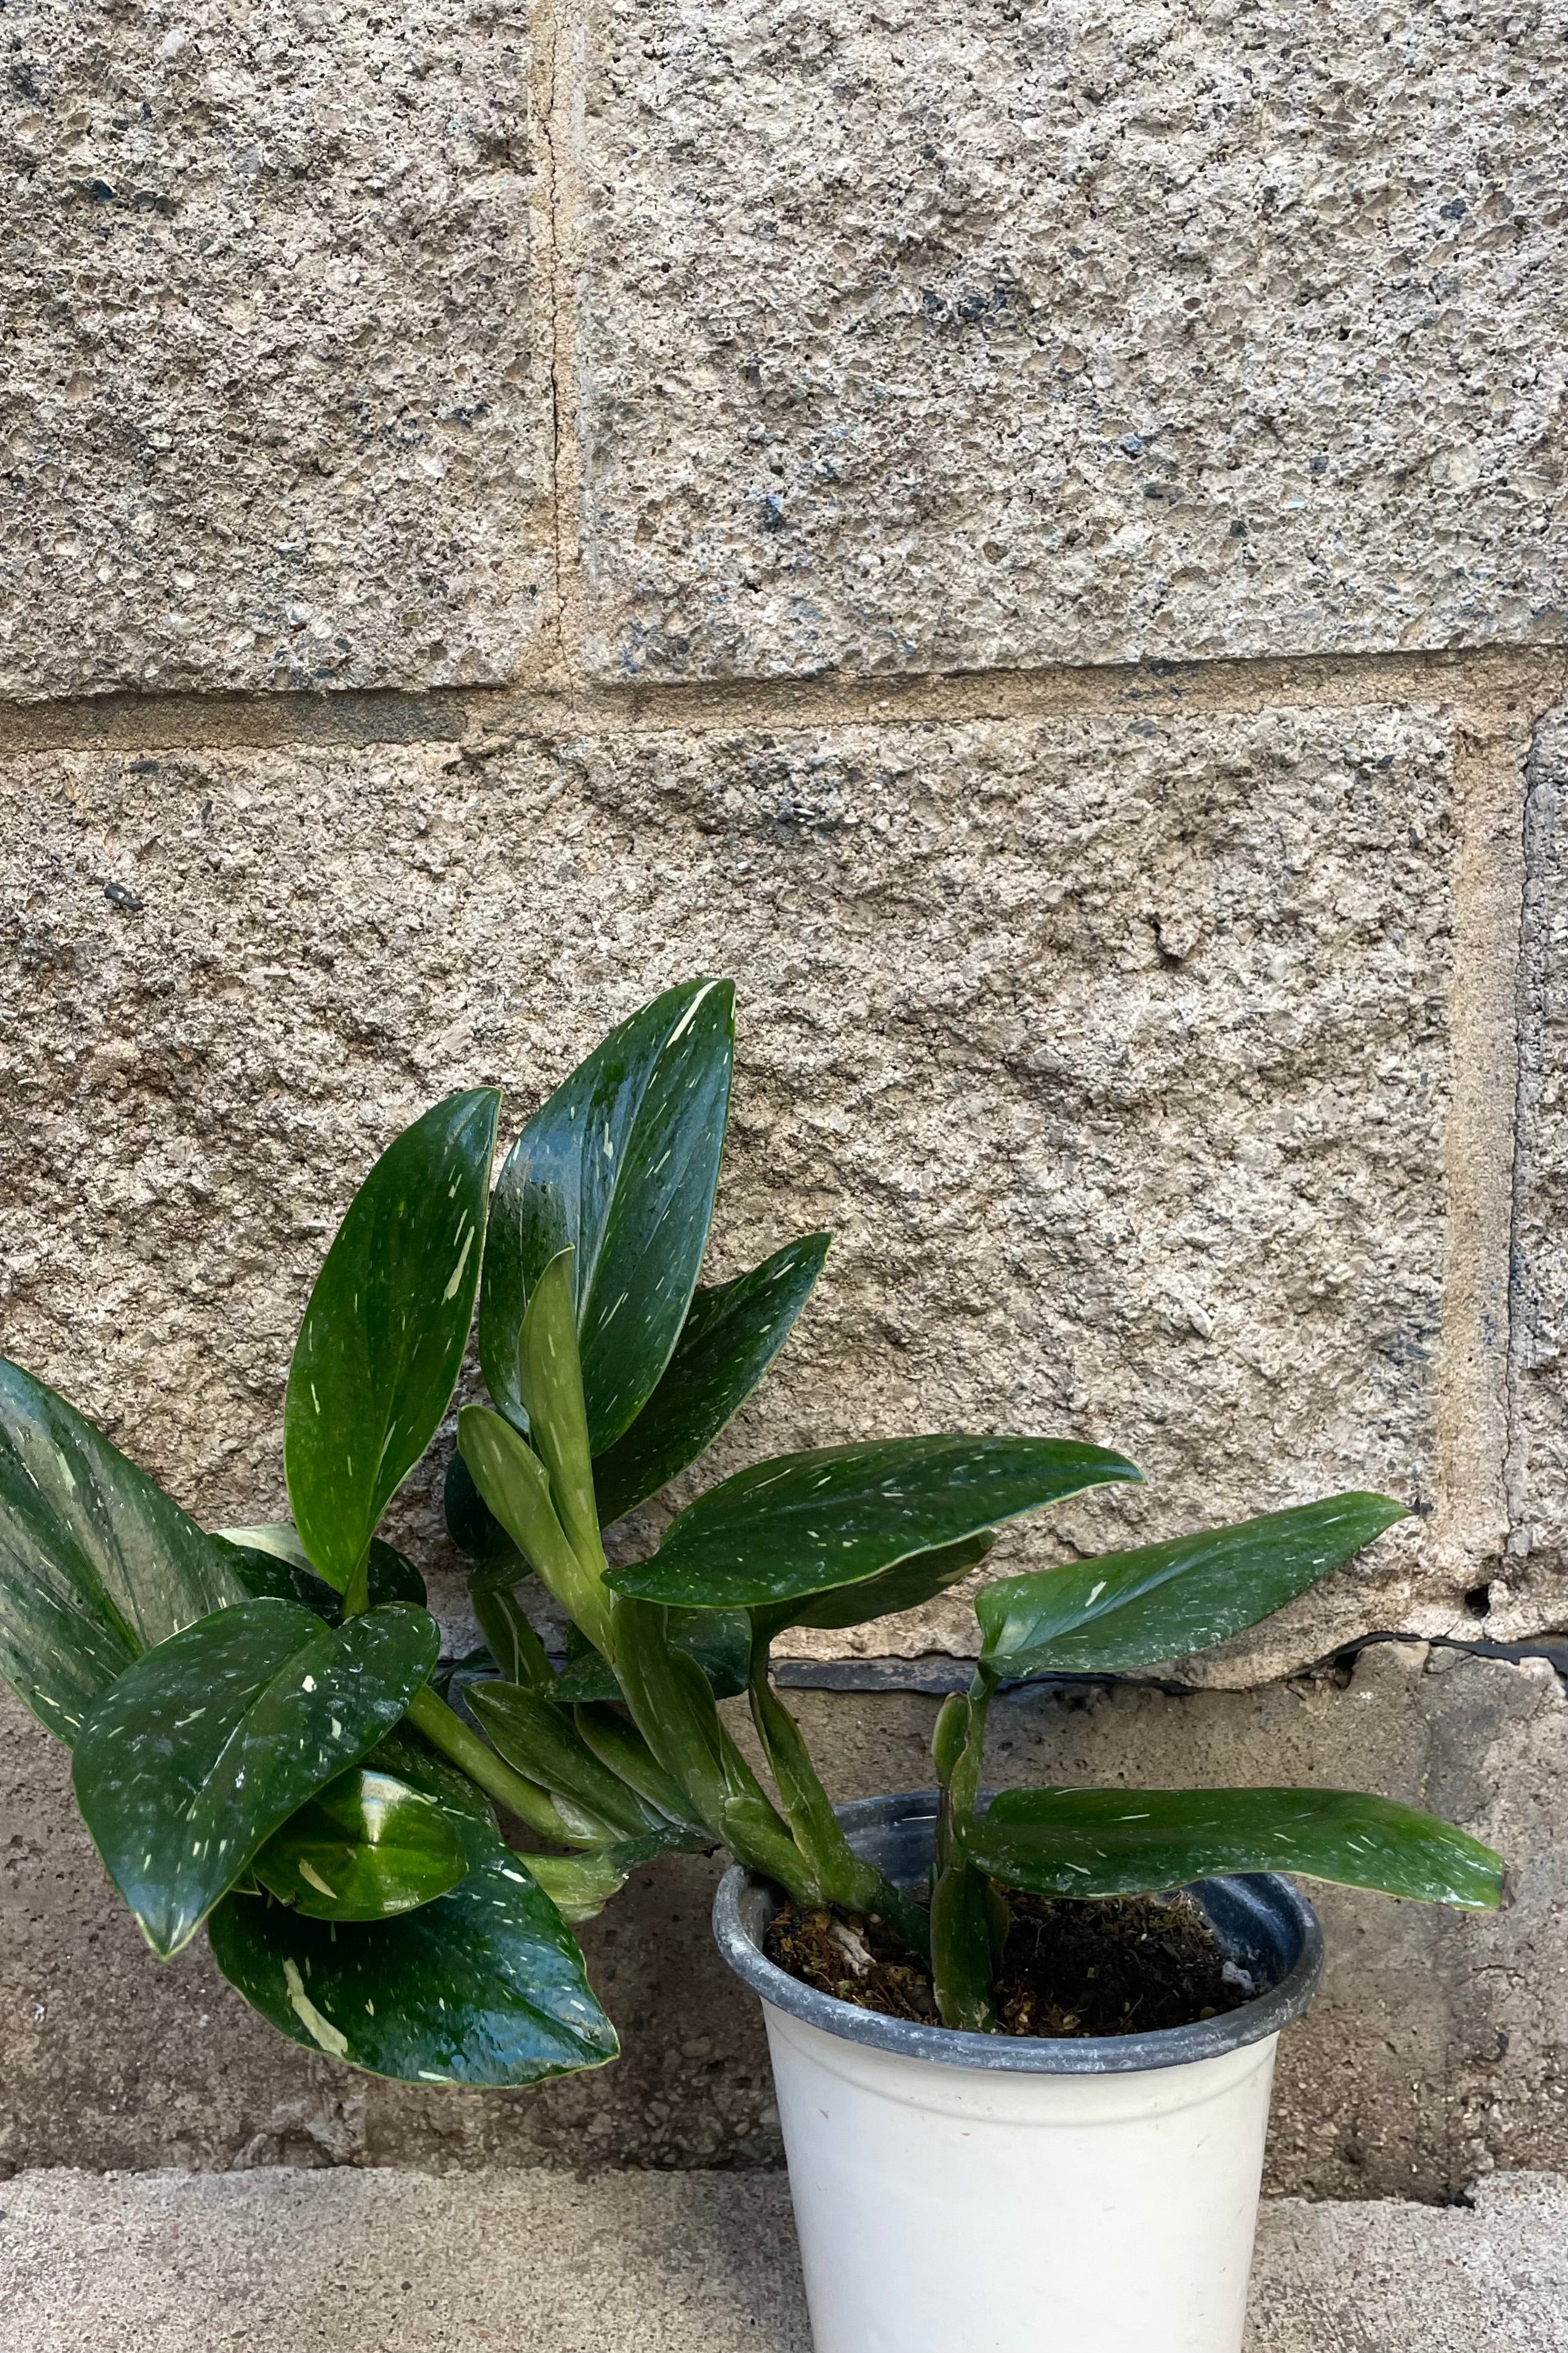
[767,1627,1568,1698]
[1,642,1564,762]
[472,1629,1568,1700]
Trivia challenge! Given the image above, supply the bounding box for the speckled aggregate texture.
[3,2166,1567,2352]
[0,702,1471,1673]
[0,0,552,699]
[4,1642,1561,2191]
[1509,708,1568,1622]
[2,0,1566,2221]
[579,0,1568,680]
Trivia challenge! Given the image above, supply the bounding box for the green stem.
[749,1668,932,1962]
[611,1597,822,1905]
[342,1547,371,1617]
[929,1669,1000,2031]
[405,1686,608,1849]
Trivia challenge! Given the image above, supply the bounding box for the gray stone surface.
[1508,708,1568,1631]
[2,2165,1566,2352]
[1247,2172,1568,2353]
[0,0,553,701]
[4,1643,1561,2197]
[579,0,1568,682]
[0,702,1481,1674]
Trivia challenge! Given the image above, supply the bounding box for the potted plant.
[0,981,1500,2350]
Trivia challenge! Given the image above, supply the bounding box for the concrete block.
[578,0,1568,681]
[1507,708,1568,1633]
[3,1645,1561,2198]
[0,0,553,700]
[3,2165,1568,2351]
[0,702,1485,1668]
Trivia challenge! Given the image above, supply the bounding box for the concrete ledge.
[1,2167,1564,2351]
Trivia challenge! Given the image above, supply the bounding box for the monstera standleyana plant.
[0,981,1501,2086]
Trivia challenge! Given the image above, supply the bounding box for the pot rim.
[713,1789,1324,2075]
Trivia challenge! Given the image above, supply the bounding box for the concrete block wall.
[2,0,1565,2193]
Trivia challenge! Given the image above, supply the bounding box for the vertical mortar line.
[1435,686,1540,1603]
[1503,687,1564,1570]
[531,0,589,710]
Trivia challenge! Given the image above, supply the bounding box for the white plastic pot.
[713,1792,1322,2353]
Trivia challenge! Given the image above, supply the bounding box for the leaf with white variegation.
[252,1765,468,1921]
[480,979,734,1453]
[363,1724,496,1827]
[73,1599,440,1957]
[609,1437,1142,1611]
[750,1532,998,1652]
[208,1814,619,2085]
[963,1785,1505,1909]
[591,1233,831,1526]
[0,1360,249,1745]
[975,1495,1409,1679]
[285,1089,501,1593]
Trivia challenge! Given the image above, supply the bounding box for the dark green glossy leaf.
[975,1495,1409,1679]
[752,1532,998,1651]
[550,1607,751,1702]
[0,1360,249,1745]
[444,1452,524,1578]
[610,1437,1142,1611]
[253,1766,467,1921]
[219,1526,426,1622]
[481,979,734,1454]
[432,1643,496,1709]
[519,1831,676,1923]
[208,1813,619,2085]
[471,1584,556,1692]
[73,1599,440,1957]
[216,1535,343,1621]
[965,1785,1505,1910]
[467,1681,661,1838]
[363,1725,496,1827]
[592,1234,831,1526]
[571,1703,709,1835]
[362,1542,426,1610]
[285,1089,501,1592]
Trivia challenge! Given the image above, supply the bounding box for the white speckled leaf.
[611,1437,1141,1610]
[252,1765,468,1921]
[966,1786,1505,1909]
[591,1231,831,1526]
[975,1496,1409,1677]
[0,1360,249,1746]
[480,979,733,1454]
[208,1813,619,2085]
[73,1599,440,1958]
[285,1089,501,1592]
